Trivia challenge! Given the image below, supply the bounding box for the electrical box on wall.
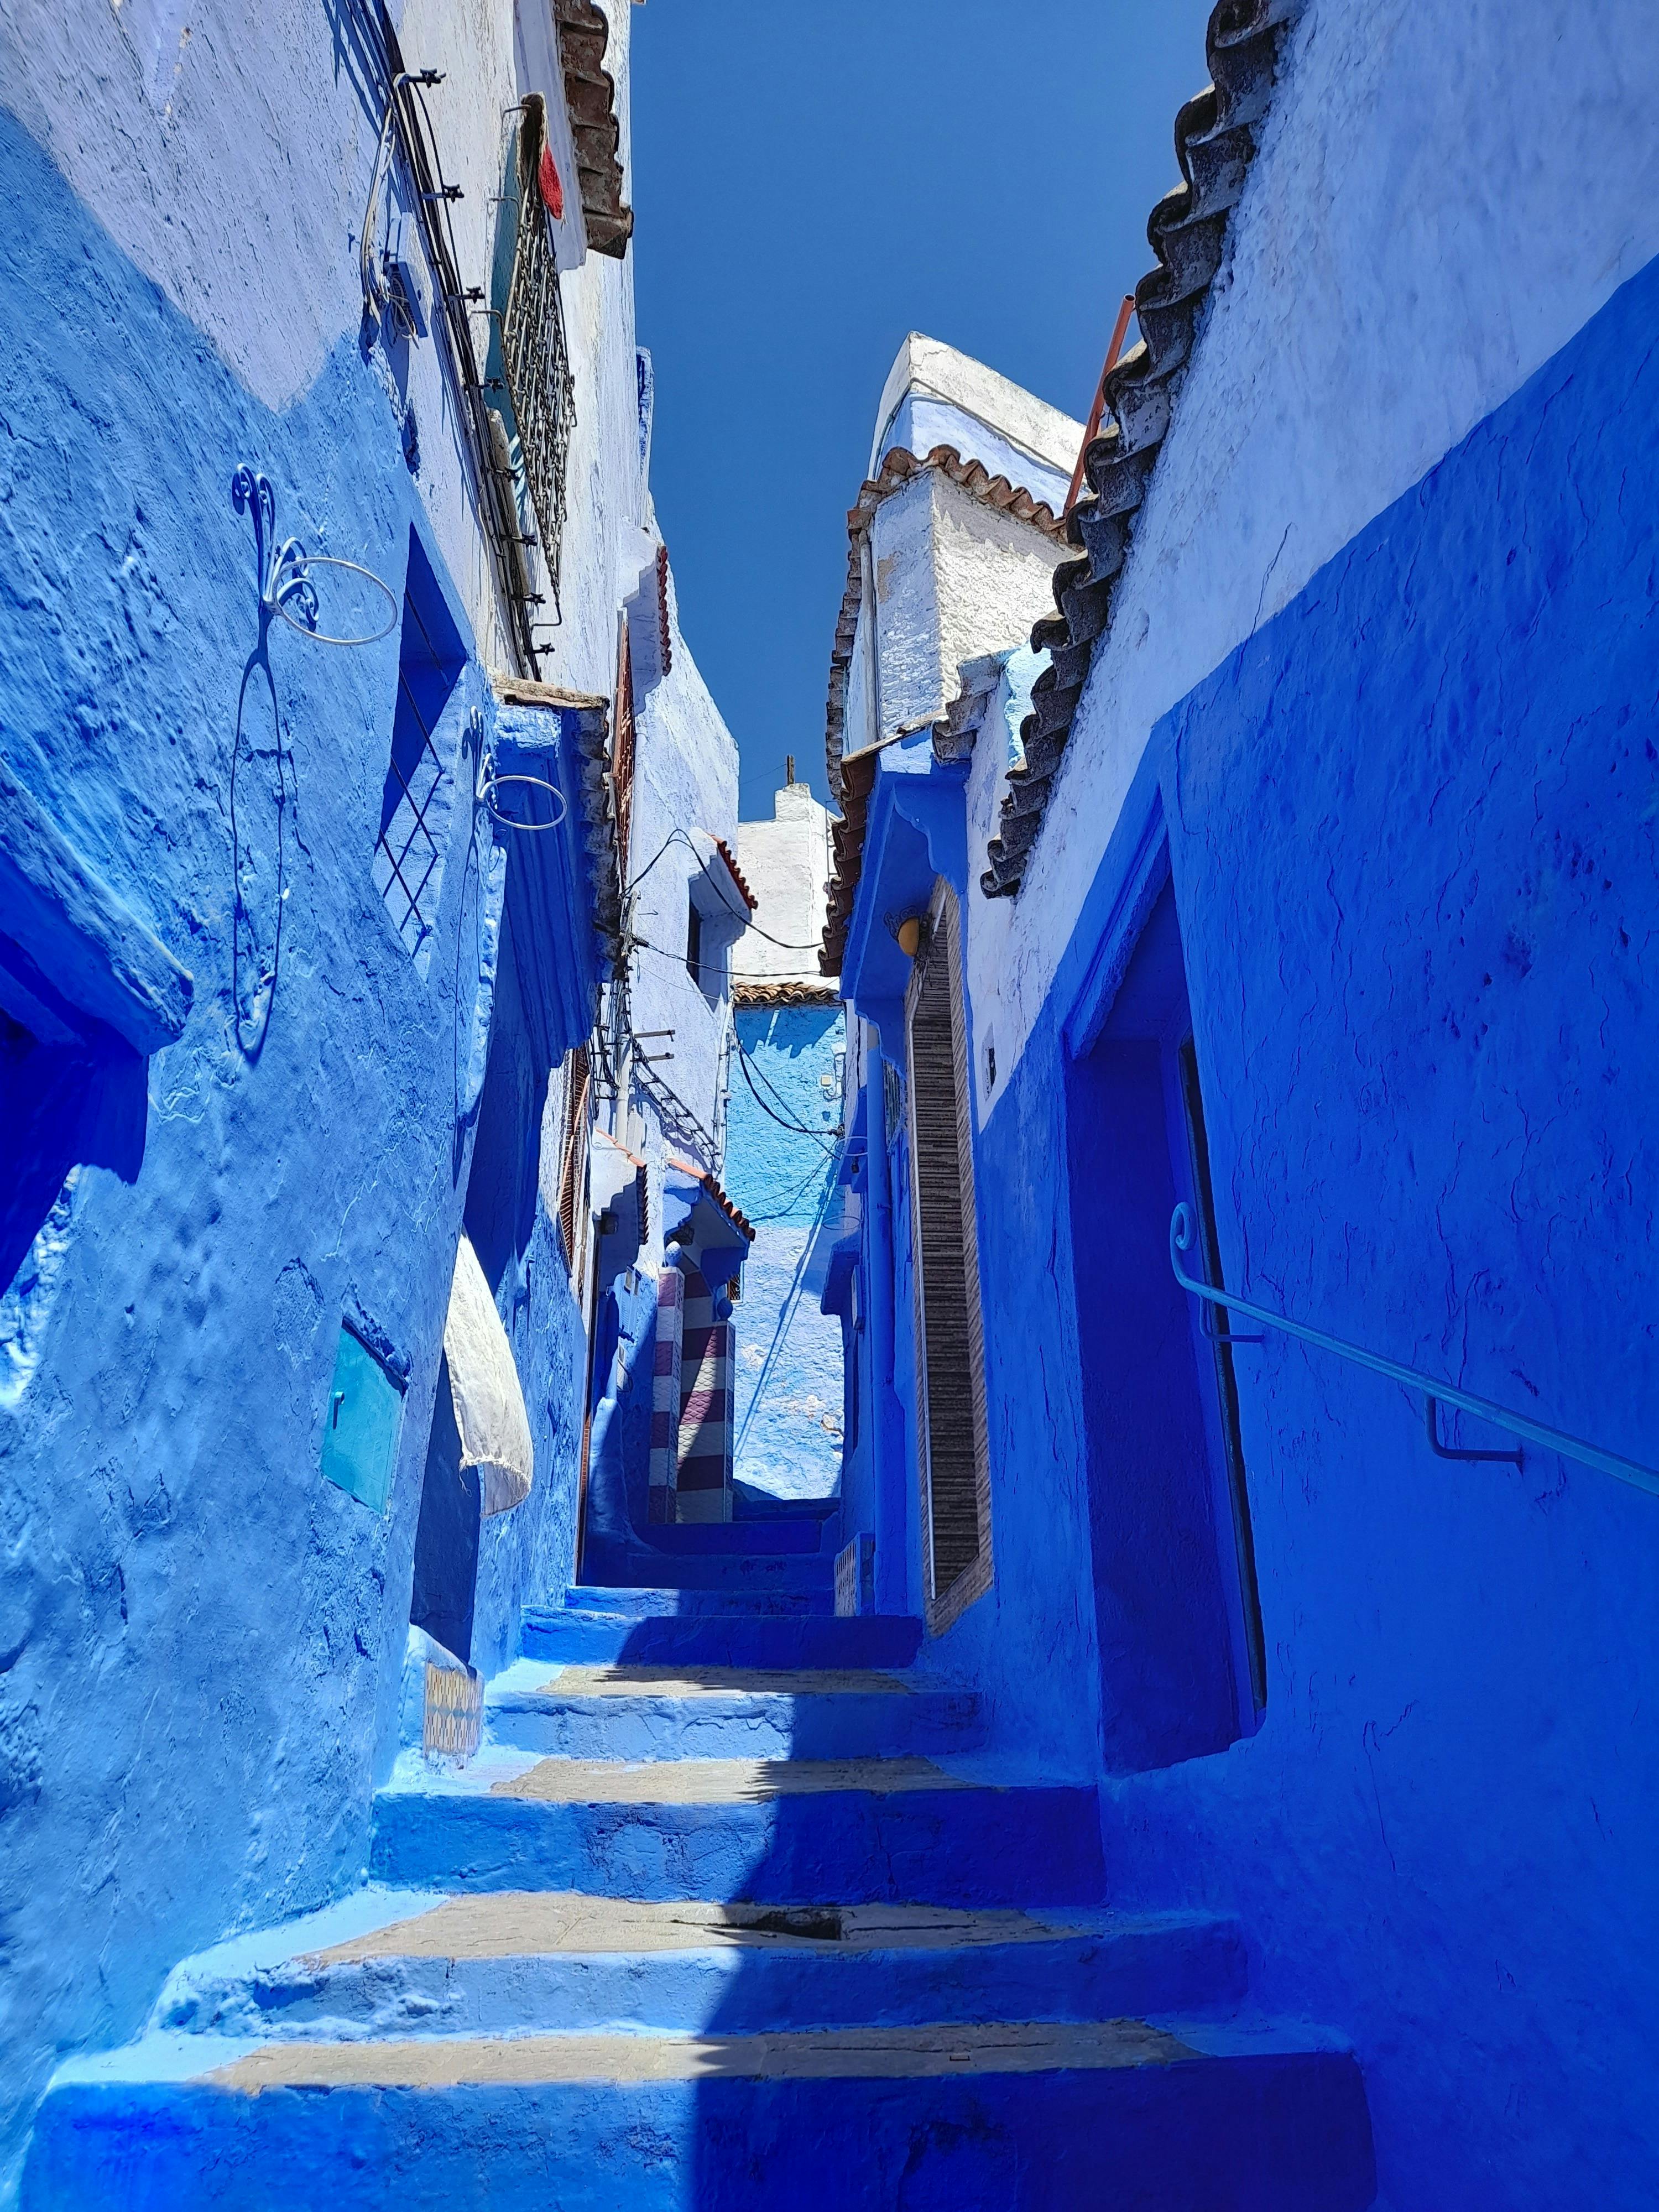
[320,1323,404,1515]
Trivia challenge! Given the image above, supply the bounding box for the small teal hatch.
[320,1323,404,1514]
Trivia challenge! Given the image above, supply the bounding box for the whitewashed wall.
[0,0,644,684]
[734,784,834,987]
[844,470,1068,764]
[987,0,1659,1083]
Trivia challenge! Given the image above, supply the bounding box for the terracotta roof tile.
[713,838,758,913]
[823,446,1067,805]
[733,980,842,1009]
[554,0,633,260]
[819,742,881,977]
[982,0,1305,897]
[668,1155,756,1243]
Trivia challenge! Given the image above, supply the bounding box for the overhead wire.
[733,1045,838,1150]
[743,1150,838,1224]
[733,1162,846,1463]
[632,940,833,987]
[733,1020,843,1140]
[628,826,828,952]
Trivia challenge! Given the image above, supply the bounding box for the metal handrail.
[1169,1204,1659,1502]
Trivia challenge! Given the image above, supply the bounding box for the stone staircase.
[22,1594,1376,2208]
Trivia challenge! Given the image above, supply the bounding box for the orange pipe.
[1065,293,1136,514]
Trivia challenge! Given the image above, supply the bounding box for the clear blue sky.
[630,0,1217,818]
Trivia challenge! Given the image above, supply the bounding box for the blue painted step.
[621,1519,828,1555]
[572,1559,833,1605]
[484,1662,984,1761]
[369,1755,1108,1906]
[26,2028,1376,2211]
[733,1480,839,1523]
[146,1892,1249,2043]
[519,1607,923,1668]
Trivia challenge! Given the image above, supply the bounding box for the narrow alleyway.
[25,1532,1372,2208]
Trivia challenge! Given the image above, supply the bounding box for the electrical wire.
[617,831,839,1164]
[351,3,541,675]
[732,1164,845,1463]
[632,940,834,987]
[737,1026,830,1124]
[629,827,828,952]
[742,1154,837,1223]
[732,1041,838,1150]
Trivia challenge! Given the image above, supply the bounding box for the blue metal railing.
[1169,1204,1659,1501]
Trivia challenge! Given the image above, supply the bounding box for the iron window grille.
[501,157,576,625]
[374,547,465,963]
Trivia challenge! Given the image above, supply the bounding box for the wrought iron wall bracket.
[1425,1394,1521,1468]
[231,467,397,647]
[1199,1300,1264,1349]
[1168,1203,1659,1502]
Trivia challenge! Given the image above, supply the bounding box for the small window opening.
[374,535,466,969]
[686,897,703,990]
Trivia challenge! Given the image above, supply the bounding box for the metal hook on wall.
[231,466,399,648]
[477,747,568,831]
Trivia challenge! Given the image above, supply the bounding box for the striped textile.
[675,1267,733,1524]
[648,1264,684,1525]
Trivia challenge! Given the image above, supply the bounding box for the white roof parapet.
[869,333,1084,483]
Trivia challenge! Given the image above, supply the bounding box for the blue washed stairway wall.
[23,1580,1376,2210]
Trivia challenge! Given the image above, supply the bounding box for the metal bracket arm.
[1168,1203,1659,1502]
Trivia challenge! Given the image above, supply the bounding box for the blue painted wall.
[927,252,1659,2203]
[726,1005,844,1501]
[457,892,589,1677]
[0,106,585,2195]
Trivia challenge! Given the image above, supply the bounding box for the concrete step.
[623,1519,828,1556]
[566,1575,831,1615]
[485,1659,985,1761]
[520,1605,923,1671]
[148,1888,1249,2043]
[732,1479,840,1524]
[369,1749,1108,1906]
[26,2020,1375,2210]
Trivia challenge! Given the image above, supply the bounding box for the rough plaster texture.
[850,474,1063,761]
[956,253,1659,2205]
[732,784,833,989]
[869,333,1080,492]
[726,1006,844,1502]
[0,0,644,686]
[0,108,483,2191]
[827,41,1659,2181]
[0,0,703,2189]
[988,0,1659,1089]
[841,367,1072,774]
[624,605,742,1178]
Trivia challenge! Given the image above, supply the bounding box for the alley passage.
[25,1536,1371,2208]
